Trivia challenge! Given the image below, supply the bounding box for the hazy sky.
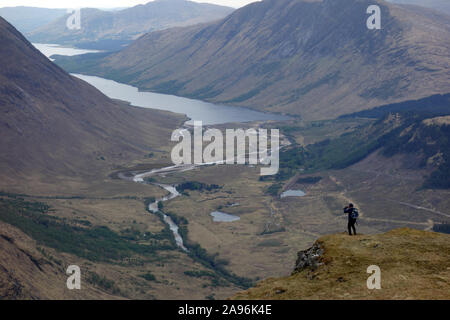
[0,0,260,9]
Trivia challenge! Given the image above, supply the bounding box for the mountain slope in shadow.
[0,17,183,188]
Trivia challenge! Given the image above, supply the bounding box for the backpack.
[351,208,359,219]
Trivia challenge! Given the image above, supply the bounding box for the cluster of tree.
[87,271,122,295]
[297,176,322,184]
[139,272,157,282]
[153,201,254,289]
[176,181,222,195]
[185,243,254,289]
[164,212,188,227]
[267,111,450,190]
[184,270,228,288]
[341,93,450,120]
[0,197,176,263]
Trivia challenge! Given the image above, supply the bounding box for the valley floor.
[1,120,449,300]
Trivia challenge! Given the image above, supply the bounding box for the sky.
[0,0,260,9]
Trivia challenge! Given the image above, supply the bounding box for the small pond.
[280,190,306,198]
[210,211,241,222]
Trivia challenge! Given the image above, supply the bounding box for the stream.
[31,42,298,254]
[122,137,290,252]
[128,166,194,252]
[147,184,188,252]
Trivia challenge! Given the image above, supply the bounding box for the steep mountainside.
[233,228,450,299]
[0,7,67,34]
[56,0,450,120]
[0,17,183,187]
[0,220,121,299]
[276,109,450,189]
[27,0,234,50]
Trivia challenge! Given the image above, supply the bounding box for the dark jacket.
[344,207,356,220]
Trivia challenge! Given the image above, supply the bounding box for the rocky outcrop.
[292,242,324,275]
[234,229,450,300]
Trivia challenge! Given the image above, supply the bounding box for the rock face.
[292,243,324,274]
[58,0,450,120]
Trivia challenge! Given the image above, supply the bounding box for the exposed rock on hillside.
[233,228,450,299]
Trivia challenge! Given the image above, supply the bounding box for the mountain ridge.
[56,0,450,120]
[27,0,234,50]
[0,7,67,34]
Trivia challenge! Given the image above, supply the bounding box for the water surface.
[33,43,291,125]
[33,43,100,61]
[146,184,188,252]
[73,74,291,125]
[280,190,306,198]
[210,211,241,222]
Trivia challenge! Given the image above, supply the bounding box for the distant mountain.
[56,0,450,120]
[0,17,182,185]
[27,0,234,50]
[0,6,67,33]
[387,0,450,15]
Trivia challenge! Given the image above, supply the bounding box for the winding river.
[33,43,292,252]
[147,184,188,252]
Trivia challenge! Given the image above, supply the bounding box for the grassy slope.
[0,194,242,300]
[0,220,122,300]
[233,228,450,300]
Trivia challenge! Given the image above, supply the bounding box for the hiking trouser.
[348,218,357,235]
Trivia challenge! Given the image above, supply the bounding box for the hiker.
[344,203,358,235]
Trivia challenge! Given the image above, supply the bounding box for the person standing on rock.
[344,203,358,235]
